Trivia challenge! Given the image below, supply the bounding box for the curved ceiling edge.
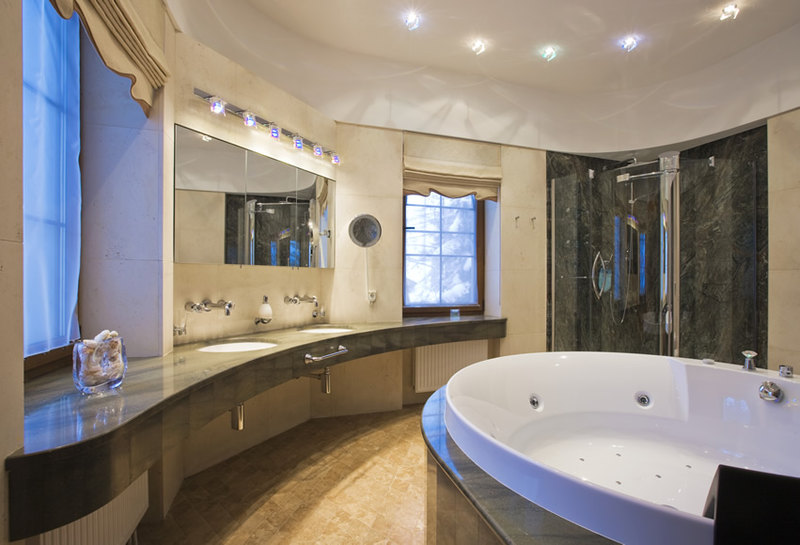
[166,1,800,157]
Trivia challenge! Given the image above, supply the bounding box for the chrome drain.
[529,394,540,409]
[635,391,651,407]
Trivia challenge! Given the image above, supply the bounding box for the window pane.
[441,233,475,257]
[406,232,441,255]
[441,257,477,305]
[405,256,441,305]
[442,195,475,208]
[441,207,475,233]
[405,204,440,232]
[406,193,441,206]
[23,0,81,356]
[404,191,479,310]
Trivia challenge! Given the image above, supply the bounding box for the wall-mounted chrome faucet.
[284,295,318,306]
[185,299,235,316]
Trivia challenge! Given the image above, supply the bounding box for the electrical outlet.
[368,290,377,303]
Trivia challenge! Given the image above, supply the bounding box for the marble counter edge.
[421,388,618,545]
[6,316,506,540]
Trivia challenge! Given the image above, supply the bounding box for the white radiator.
[38,472,148,545]
[414,340,489,393]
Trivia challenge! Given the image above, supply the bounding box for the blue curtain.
[23,0,81,356]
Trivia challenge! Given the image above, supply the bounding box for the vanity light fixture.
[541,45,558,62]
[209,96,226,114]
[471,39,487,55]
[620,35,639,52]
[720,3,739,20]
[404,10,421,31]
[242,111,257,127]
[193,88,339,164]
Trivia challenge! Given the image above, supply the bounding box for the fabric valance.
[403,133,502,201]
[49,0,169,116]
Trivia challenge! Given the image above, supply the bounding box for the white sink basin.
[299,327,353,334]
[198,341,277,353]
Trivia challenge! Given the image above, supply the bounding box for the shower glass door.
[551,159,672,355]
[549,127,767,363]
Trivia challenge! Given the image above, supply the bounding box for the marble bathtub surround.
[6,316,505,540]
[422,389,616,545]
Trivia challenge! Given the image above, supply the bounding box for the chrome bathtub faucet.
[742,350,758,371]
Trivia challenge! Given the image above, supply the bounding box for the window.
[403,191,484,315]
[22,0,81,358]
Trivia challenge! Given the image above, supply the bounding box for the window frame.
[402,193,485,317]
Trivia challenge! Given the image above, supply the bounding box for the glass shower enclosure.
[551,153,679,355]
[549,126,767,362]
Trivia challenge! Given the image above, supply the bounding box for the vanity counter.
[7,316,505,540]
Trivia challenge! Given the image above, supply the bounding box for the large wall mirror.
[174,125,334,268]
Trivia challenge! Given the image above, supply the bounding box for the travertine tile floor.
[139,405,426,545]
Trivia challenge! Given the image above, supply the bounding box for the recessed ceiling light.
[541,46,558,62]
[720,3,739,20]
[471,39,487,55]
[404,10,420,31]
[620,35,639,52]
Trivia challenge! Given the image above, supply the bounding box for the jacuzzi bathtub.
[444,352,800,545]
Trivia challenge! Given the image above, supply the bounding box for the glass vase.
[72,336,127,394]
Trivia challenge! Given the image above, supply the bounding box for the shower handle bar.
[591,251,608,300]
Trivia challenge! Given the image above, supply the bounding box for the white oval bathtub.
[444,352,800,545]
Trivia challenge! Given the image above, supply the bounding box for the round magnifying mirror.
[348,214,382,248]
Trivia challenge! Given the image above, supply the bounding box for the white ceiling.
[244,0,798,94]
[166,0,800,157]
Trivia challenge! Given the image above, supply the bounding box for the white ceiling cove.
[166,0,800,157]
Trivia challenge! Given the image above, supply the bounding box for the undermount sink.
[198,341,277,353]
[299,327,353,334]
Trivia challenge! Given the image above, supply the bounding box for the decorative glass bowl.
[72,336,127,394]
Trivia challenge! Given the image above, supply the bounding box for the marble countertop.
[422,388,617,545]
[7,315,506,540]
